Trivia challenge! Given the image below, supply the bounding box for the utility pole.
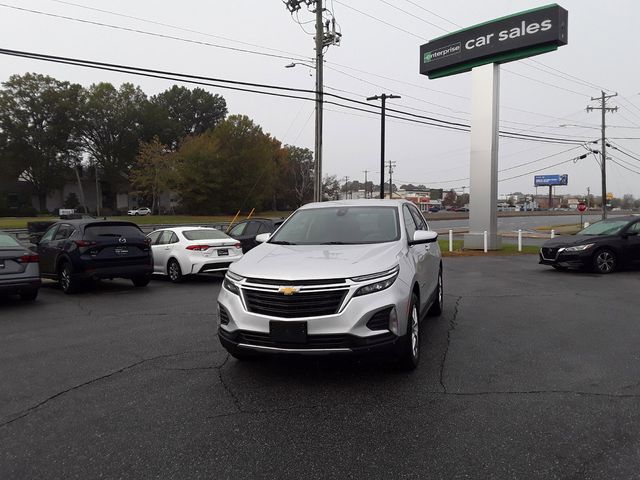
[587,186,591,210]
[283,1,341,203]
[343,176,349,200]
[387,160,397,199]
[367,94,401,199]
[587,91,618,219]
[363,170,370,198]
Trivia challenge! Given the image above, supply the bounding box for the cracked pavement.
[1,258,640,479]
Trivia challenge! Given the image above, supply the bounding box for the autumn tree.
[0,73,84,211]
[130,137,175,214]
[175,115,276,214]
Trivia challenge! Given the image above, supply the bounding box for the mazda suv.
[217,200,443,370]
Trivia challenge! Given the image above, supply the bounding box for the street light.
[366,94,401,199]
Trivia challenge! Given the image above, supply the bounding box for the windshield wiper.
[321,241,350,245]
[269,240,296,245]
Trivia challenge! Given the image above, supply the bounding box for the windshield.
[578,220,628,236]
[268,206,400,245]
[0,232,21,248]
[182,229,230,241]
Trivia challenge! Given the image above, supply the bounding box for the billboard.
[419,5,568,79]
[534,174,568,187]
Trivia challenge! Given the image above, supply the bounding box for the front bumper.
[217,274,411,355]
[539,248,593,269]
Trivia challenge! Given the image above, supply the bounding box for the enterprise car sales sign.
[420,4,568,79]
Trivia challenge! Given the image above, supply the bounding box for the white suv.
[217,200,443,370]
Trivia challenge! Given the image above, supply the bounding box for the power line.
[333,0,425,40]
[375,0,448,32]
[0,3,311,63]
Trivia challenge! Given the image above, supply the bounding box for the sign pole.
[464,63,501,250]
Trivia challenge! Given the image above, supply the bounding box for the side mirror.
[255,233,271,244]
[409,230,438,246]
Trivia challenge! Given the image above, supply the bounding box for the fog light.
[389,307,398,335]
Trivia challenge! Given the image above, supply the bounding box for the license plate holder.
[114,247,129,256]
[218,248,229,256]
[269,321,307,344]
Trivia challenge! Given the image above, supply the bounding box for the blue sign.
[534,174,568,187]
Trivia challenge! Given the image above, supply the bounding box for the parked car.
[218,200,443,370]
[127,207,151,216]
[227,218,285,253]
[453,207,469,212]
[0,231,41,301]
[148,227,243,283]
[539,216,640,274]
[36,220,153,293]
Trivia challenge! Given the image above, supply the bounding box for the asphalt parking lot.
[1,256,639,479]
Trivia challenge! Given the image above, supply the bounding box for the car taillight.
[234,243,242,249]
[18,254,39,263]
[186,245,211,251]
[74,240,97,247]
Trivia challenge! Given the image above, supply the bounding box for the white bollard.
[518,229,522,252]
[584,222,590,228]
[483,230,488,253]
[551,229,555,239]
[449,229,453,252]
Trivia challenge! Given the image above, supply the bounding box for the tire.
[19,288,38,301]
[397,293,420,371]
[427,265,443,317]
[167,259,183,283]
[58,261,78,294]
[593,248,617,274]
[132,275,151,287]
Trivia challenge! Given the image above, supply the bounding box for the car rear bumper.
[75,264,153,280]
[0,277,41,293]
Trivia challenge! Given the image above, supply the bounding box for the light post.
[366,94,401,199]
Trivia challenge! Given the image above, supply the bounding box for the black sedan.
[227,218,284,253]
[539,216,640,273]
[36,220,153,293]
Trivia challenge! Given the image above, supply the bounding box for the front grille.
[228,330,395,350]
[541,247,559,260]
[242,288,347,318]
[367,307,392,331]
[246,277,345,286]
[218,304,230,325]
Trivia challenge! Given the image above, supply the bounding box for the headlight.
[351,265,399,283]
[223,271,243,295]
[564,243,595,252]
[352,267,400,297]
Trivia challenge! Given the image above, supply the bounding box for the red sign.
[577,202,586,213]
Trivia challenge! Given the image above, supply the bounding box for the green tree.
[175,115,276,214]
[0,73,83,211]
[80,82,149,209]
[149,86,227,149]
[282,145,314,207]
[130,137,175,214]
[442,189,457,207]
[322,175,341,201]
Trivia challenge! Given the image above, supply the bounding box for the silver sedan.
[0,231,41,301]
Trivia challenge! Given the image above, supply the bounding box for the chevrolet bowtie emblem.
[279,286,300,295]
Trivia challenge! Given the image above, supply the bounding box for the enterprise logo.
[424,42,461,63]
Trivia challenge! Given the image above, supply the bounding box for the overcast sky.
[1,0,639,198]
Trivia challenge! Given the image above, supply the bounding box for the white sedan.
[147,227,243,282]
[128,207,151,216]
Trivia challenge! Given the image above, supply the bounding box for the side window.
[409,205,428,231]
[170,233,179,244]
[40,225,59,243]
[629,222,640,234]
[244,221,261,236]
[402,205,418,241]
[229,223,247,236]
[148,231,162,245]
[158,231,173,245]
[257,223,270,235]
[54,224,75,241]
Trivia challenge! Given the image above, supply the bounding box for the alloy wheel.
[596,250,615,273]
[410,305,419,359]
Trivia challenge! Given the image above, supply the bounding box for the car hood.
[229,242,403,280]
[541,235,610,248]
